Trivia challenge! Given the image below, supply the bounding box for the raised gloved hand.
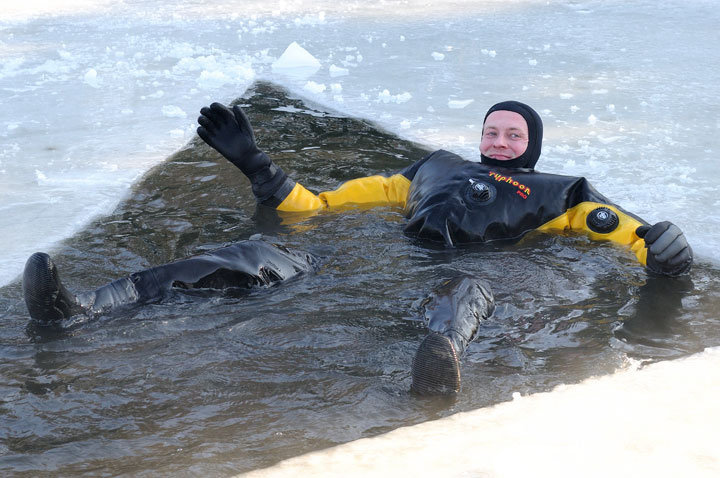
[636,221,693,276]
[197,102,270,175]
[197,103,293,204]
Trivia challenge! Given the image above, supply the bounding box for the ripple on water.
[1,83,718,475]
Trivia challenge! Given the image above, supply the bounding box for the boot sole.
[23,252,72,323]
[411,332,461,395]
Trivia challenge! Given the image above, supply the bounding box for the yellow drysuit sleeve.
[536,201,648,265]
[276,174,411,212]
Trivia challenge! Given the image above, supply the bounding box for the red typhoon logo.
[488,171,531,199]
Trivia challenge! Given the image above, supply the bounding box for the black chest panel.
[402,150,609,245]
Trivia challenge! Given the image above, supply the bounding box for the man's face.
[480,111,529,160]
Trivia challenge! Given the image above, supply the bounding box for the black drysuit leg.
[23,239,317,323]
[411,276,495,395]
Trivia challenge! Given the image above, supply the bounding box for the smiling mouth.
[488,153,514,160]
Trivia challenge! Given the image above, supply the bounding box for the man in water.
[196,100,691,276]
[23,100,692,395]
[195,99,692,393]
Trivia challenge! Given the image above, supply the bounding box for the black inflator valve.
[587,207,619,233]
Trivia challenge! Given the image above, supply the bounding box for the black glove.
[197,103,294,205]
[197,102,270,175]
[636,221,693,276]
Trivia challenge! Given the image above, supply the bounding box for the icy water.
[1,84,719,475]
[2,0,720,286]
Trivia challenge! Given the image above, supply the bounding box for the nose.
[492,134,508,148]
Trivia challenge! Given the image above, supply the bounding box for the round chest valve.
[587,207,619,233]
[463,179,496,207]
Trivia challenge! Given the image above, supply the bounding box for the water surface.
[1,83,718,476]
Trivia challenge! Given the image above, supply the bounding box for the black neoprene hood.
[480,100,544,170]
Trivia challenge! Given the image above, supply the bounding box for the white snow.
[161,105,187,118]
[448,99,475,109]
[303,81,327,94]
[377,89,412,104]
[329,64,349,77]
[293,12,327,26]
[244,347,720,478]
[83,68,100,88]
[271,41,322,74]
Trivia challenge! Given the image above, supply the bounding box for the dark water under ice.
[1,83,718,476]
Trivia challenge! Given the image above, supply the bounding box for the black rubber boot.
[22,252,140,323]
[411,332,461,395]
[23,252,84,323]
[411,276,495,395]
